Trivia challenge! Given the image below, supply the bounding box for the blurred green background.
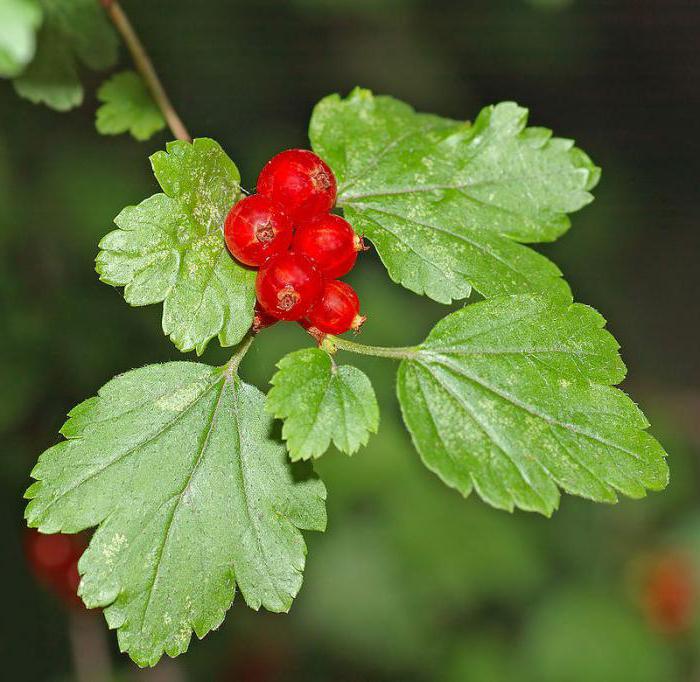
[2,0,699,680]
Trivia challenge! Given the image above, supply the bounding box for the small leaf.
[12,0,118,110]
[267,348,379,460]
[96,138,256,354]
[25,361,327,667]
[397,292,668,515]
[96,71,166,141]
[0,0,42,78]
[12,22,80,111]
[310,88,599,303]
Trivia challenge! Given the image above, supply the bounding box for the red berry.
[224,194,293,267]
[256,252,322,321]
[293,214,364,278]
[642,553,695,634]
[26,530,74,573]
[257,149,337,223]
[61,559,83,608]
[25,529,86,609]
[308,280,366,335]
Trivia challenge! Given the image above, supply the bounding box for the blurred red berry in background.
[641,552,695,635]
[25,529,87,609]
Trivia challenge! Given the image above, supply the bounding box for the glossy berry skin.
[257,149,337,223]
[256,252,322,321]
[224,194,293,266]
[308,280,365,334]
[293,214,364,278]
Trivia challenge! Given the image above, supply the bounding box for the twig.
[67,611,112,682]
[100,0,192,142]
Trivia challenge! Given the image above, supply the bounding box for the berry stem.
[323,335,418,360]
[100,0,192,142]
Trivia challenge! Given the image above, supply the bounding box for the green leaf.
[310,88,600,303]
[12,23,80,110]
[12,0,117,110]
[396,292,668,515]
[0,0,42,78]
[267,348,379,460]
[25,361,327,667]
[96,71,166,141]
[96,138,256,354]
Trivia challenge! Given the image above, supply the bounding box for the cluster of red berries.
[224,149,366,335]
[25,529,86,608]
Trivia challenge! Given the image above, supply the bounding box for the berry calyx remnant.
[256,252,322,321]
[224,194,293,266]
[293,214,364,278]
[308,279,365,335]
[257,149,337,223]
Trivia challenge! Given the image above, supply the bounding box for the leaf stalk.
[222,334,254,379]
[323,334,418,361]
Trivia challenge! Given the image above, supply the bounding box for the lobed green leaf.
[310,88,600,303]
[96,138,256,354]
[25,361,326,667]
[96,71,166,141]
[267,348,379,460]
[12,0,117,110]
[0,0,42,78]
[397,292,668,515]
